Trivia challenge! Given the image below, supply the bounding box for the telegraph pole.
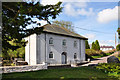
[115,32,116,48]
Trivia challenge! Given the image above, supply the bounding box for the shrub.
[85,49,104,56]
[116,44,120,51]
[96,63,120,74]
[103,49,116,54]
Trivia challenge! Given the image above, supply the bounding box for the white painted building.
[25,24,88,65]
[100,46,114,51]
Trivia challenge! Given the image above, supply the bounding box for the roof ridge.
[41,24,88,40]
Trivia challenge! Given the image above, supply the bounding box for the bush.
[116,44,120,51]
[86,49,104,56]
[103,49,116,54]
[96,63,120,74]
[2,60,13,66]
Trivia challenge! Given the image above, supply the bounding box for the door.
[61,52,67,64]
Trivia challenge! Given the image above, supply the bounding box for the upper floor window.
[74,41,77,47]
[49,52,53,59]
[74,53,77,59]
[49,37,53,44]
[62,39,66,46]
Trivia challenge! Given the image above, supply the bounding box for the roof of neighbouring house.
[100,46,114,48]
[40,24,88,40]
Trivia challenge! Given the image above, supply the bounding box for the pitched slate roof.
[41,24,88,40]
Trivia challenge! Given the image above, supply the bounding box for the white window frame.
[62,39,66,46]
[74,53,77,59]
[74,41,77,48]
[49,52,54,59]
[49,37,53,45]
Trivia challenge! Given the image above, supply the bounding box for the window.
[63,39,66,46]
[74,53,77,59]
[49,37,53,44]
[74,41,77,47]
[49,52,53,59]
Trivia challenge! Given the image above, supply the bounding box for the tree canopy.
[2,2,62,53]
[91,40,100,51]
[94,40,100,51]
[91,42,96,50]
[52,20,74,32]
[116,44,120,51]
[85,40,90,49]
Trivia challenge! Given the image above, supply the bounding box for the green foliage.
[96,63,120,74]
[86,49,115,59]
[1,40,25,60]
[86,49,101,56]
[52,20,74,32]
[91,40,100,50]
[116,44,120,51]
[2,2,62,53]
[85,40,90,49]
[92,42,96,50]
[94,40,100,50]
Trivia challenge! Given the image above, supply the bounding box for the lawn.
[2,66,109,80]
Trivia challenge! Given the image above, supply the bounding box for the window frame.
[74,53,77,59]
[49,37,53,45]
[62,39,66,46]
[49,52,54,59]
[74,41,77,48]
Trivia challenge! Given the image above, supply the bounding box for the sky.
[37,0,119,47]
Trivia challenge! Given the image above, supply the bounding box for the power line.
[74,27,115,34]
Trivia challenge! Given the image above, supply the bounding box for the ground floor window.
[74,53,77,59]
[49,52,53,59]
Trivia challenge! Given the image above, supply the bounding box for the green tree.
[52,20,74,32]
[92,42,96,50]
[85,40,90,49]
[2,2,62,58]
[116,44,120,51]
[94,40,100,51]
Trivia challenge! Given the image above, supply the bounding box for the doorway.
[61,52,67,64]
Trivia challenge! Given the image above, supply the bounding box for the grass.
[2,66,109,79]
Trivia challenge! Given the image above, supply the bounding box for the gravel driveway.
[81,51,120,66]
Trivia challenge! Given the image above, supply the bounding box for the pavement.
[81,51,120,66]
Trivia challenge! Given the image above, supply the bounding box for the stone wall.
[1,64,47,73]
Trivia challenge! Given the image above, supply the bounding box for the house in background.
[25,24,88,65]
[100,46,114,51]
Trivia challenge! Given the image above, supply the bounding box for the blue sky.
[39,0,119,47]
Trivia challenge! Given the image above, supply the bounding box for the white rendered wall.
[25,37,30,64]
[80,40,85,61]
[37,33,86,64]
[25,34,37,65]
[100,48,113,51]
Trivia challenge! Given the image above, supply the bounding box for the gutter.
[29,36,30,65]
[45,33,47,63]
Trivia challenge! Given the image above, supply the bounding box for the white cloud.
[40,0,90,6]
[41,0,62,6]
[77,8,94,16]
[85,34,96,40]
[64,3,76,16]
[37,20,48,26]
[40,0,93,17]
[97,6,119,23]
[64,3,94,17]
